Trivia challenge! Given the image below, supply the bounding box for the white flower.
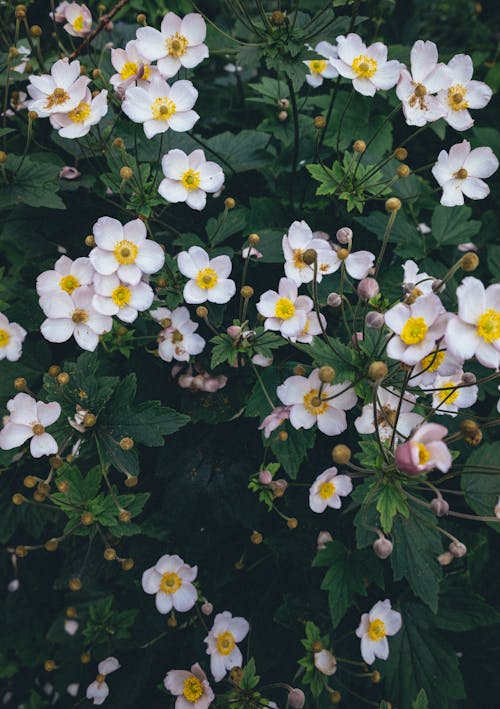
[158,149,224,211]
[402,260,435,298]
[151,306,205,362]
[432,140,498,207]
[26,58,90,117]
[256,277,315,340]
[410,347,464,387]
[178,246,235,305]
[355,600,402,664]
[396,40,451,126]
[64,619,79,636]
[63,3,92,37]
[142,554,198,614]
[0,393,61,458]
[437,54,492,131]
[277,369,357,436]
[331,33,401,97]
[0,313,26,362]
[304,41,338,88]
[86,657,120,706]
[67,684,79,697]
[37,255,94,298]
[426,372,478,416]
[12,47,30,74]
[295,310,325,344]
[282,220,337,285]
[394,423,452,475]
[445,277,500,369]
[331,247,375,280]
[309,467,352,513]
[92,274,154,323]
[89,216,165,285]
[110,40,154,91]
[355,387,423,443]
[135,12,209,79]
[51,2,70,22]
[204,611,249,682]
[122,75,199,139]
[384,293,447,366]
[164,663,215,708]
[313,649,337,676]
[242,246,263,259]
[50,89,108,139]
[40,287,112,351]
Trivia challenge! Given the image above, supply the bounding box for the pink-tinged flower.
[432,140,498,207]
[331,33,401,97]
[64,619,79,635]
[204,611,249,682]
[410,347,463,387]
[356,600,402,664]
[86,657,120,706]
[317,530,333,550]
[40,287,112,351]
[295,310,325,344]
[177,246,235,305]
[331,247,375,280]
[164,663,214,708]
[355,386,423,443]
[257,277,313,340]
[50,88,108,139]
[59,166,81,180]
[394,422,452,474]
[309,467,352,513]
[304,41,338,88]
[150,306,205,362]
[12,48,30,74]
[159,149,224,211]
[445,277,500,369]
[258,406,291,438]
[426,372,478,416]
[282,220,337,285]
[396,40,451,126]
[242,246,263,259]
[122,75,199,139]
[402,260,435,299]
[51,2,70,22]
[457,242,478,253]
[0,313,26,362]
[110,40,154,92]
[136,12,209,79]
[63,3,92,37]
[277,369,357,436]
[288,688,306,708]
[26,58,90,117]
[142,554,198,614]
[384,293,447,366]
[314,649,337,676]
[251,353,273,367]
[0,393,61,458]
[92,274,154,323]
[437,54,492,131]
[37,255,94,298]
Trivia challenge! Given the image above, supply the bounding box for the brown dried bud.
[12,493,25,505]
[15,6,26,20]
[57,372,70,385]
[119,436,134,451]
[368,361,388,381]
[287,517,298,529]
[385,197,402,212]
[302,248,317,265]
[397,164,411,178]
[394,147,408,161]
[319,365,335,383]
[92,68,102,79]
[461,252,479,271]
[460,419,482,446]
[112,137,125,149]
[311,640,323,653]
[33,490,47,502]
[331,444,351,464]
[28,110,38,121]
[167,615,177,627]
[240,285,254,299]
[120,166,133,180]
[68,577,82,591]
[66,606,77,618]
[353,139,366,153]
[314,115,326,130]
[250,531,263,545]
[224,197,236,209]
[196,306,208,318]
[14,377,27,391]
[371,670,381,684]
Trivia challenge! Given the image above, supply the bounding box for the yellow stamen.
[309,59,328,75]
[32,423,45,436]
[73,14,84,32]
[181,169,201,191]
[437,382,459,405]
[151,97,176,121]
[413,442,430,465]
[120,61,139,80]
[293,249,306,270]
[59,274,80,294]
[195,267,218,290]
[113,240,138,265]
[166,32,189,58]
[0,329,10,348]
[45,87,70,110]
[183,676,204,702]
[447,83,469,111]
[159,571,182,595]
[68,101,91,123]
[400,316,428,345]
[368,618,386,641]
[303,389,328,415]
[352,54,377,78]
[216,631,236,657]
[319,480,336,499]
[453,167,468,180]
[71,309,88,324]
[476,309,500,343]
[420,350,445,373]
[111,285,132,308]
[275,297,295,320]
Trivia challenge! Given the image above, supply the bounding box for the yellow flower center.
[292,248,306,270]
[151,97,176,121]
[216,631,236,657]
[420,350,445,373]
[413,442,430,466]
[59,274,80,294]
[120,61,138,80]
[319,480,336,499]
[275,297,295,320]
[159,571,182,594]
[476,309,500,343]
[111,285,132,308]
[352,54,378,78]
[113,240,138,265]
[45,87,70,109]
[73,14,84,31]
[166,32,189,58]
[72,308,88,324]
[437,382,460,405]
[453,167,468,180]
[368,618,386,641]
[172,330,183,343]
[32,423,45,436]
[0,329,11,348]
[303,389,329,415]
[400,316,428,345]
[448,83,469,111]
[196,267,218,290]
[68,100,91,123]
[309,59,328,75]
[183,676,204,703]
[181,169,201,191]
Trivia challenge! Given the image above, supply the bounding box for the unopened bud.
[48,365,61,377]
[0,151,7,164]
[121,558,134,571]
[353,139,366,153]
[57,372,70,385]
[368,361,388,381]
[112,137,125,149]
[119,436,134,450]
[224,197,236,209]
[30,25,42,37]
[12,493,25,505]
[357,277,379,300]
[449,540,467,558]
[460,419,482,446]
[293,364,306,376]
[250,531,263,544]
[278,110,288,121]
[430,498,449,517]
[394,147,408,161]
[331,444,351,464]
[44,660,56,672]
[461,252,479,271]
[437,551,454,566]
[44,539,59,552]
[317,530,333,550]
[15,6,26,20]
[120,166,133,180]
[397,164,410,178]
[371,670,381,683]
[118,509,131,523]
[278,430,288,442]
[259,470,272,485]
[68,577,82,591]
[80,511,94,526]
[248,233,260,245]
[302,248,317,265]
[83,413,96,427]
[329,690,342,704]
[461,372,476,385]
[201,601,213,615]
[125,476,138,488]
[365,310,384,329]
[103,547,116,561]
[327,292,342,308]
[278,98,290,109]
[80,652,91,664]
[24,475,37,488]
[57,480,69,493]
[314,115,326,129]
[136,13,146,25]
[288,688,306,708]
[271,479,288,497]
[14,377,27,391]
[240,285,254,299]
[319,365,335,383]
[85,234,95,247]
[287,517,298,529]
[385,197,402,212]
[373,537,393,559]
[336,227,352,244]
[271,10,286,25]
[196,306,208,318]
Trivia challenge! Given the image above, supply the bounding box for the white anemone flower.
[158,149,224,211]
[92,274,154,323]
[142,554,198,614]
[432,140,498,207]
[256,277,314,340]
[135,12,209,79]
[427,372,478,416]
[204,611,249,682]
[0,313,27,362]
[63,3,92,37]
[282,220,337,285]
[309,467,353,513]
[36,255,94,298]
[396,40,451,126]
[304,41,338,88]
[277,369,357,436]
[355,386,423,443]
[177,246,235,305]
[0,393,61,458]
[331,247,375,280]
[410,347,464,387]
[445,277,500,369]
[26,58,90,117]
[384,293,447,366]
[313,649,337,676]
[331,33,401,96]
[356,600,402,664]
[296,310,325,344]
[402,260,435,299]
[86,657,120,706]
[12,47,30,74]
[164,663,215,708]
[150,306,205,362]
[110,40,153,91]
[437,54,492,131]
[122,75,199,139]
[40,287,113,351]
[89,216,165,285]
[50,89,108,139]
[51,2,70,22]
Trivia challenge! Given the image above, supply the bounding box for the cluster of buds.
[173,364,227,393]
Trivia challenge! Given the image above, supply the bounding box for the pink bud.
[7,579,19,592]
[201,602,213,615]
[461,372,476,385]
[430,498,449,517]
[336,227,353,244]
[351,332,363,345]
[227,325,241,339]
[437,551,454,566]
[373,537,393,559]
[394,441,420,475]
[59,166,81,180]
[317,531,333,550]
[288,688,306,708]
[178,374,194,389]
[259,470,272,485]
[449,540,467,558]
[365,311,384,329]
[327,292,342,307]
[200,377,220,393]
[357,277,379,300]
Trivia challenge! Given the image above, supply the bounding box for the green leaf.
[206,207,247,246]
[431,204,481,246]
[205,130,270,172]
[294,336,357,382]
[435,577,500,632]
[0,155,66,210]
[376,482,410,533]
[306,162,338,196]
[462,442,500,532]
[240,658,260,691]
[210,333,239,369]
[412,689,429,709]
[355,210,424,260]
[270,421,316,479]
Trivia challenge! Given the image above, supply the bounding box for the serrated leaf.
[435,577,500,631]
[462,442,500,532]
[431,204,481,246]
[306,163,338,196]
[376,482,410,533]
[206,207,247,246]
[412,689,429,709]
[270,421,316,479]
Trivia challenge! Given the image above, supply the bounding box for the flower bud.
[302,248,317,265]
[288,688,306,708]
[112,137,125,149]
[59,166,81,180]
[80,652,91,663]
[259,469,272,485]
[373,537,393,559]
[461,252,479,271]
[225,197,236,209]
[271,479,288,497]
[103,548,116,561]
[14,377,27,391]
[394,441,420,475]
[12,493,24,505]
[85,235,95,247]
[196,306,208,318]
[385,197,402,212]
[332,444,351,464]
[0,151,7,164]
[449,540,467,558]
[357,277,379,300]
[30,25,42,37]
[459,419,482,446]
[121,558,134,571]
[353,139,366,153]
[371,671,381,683]
[250,531,263,544]
[120,166,133,180]
[278,430,288,442]
[430,497,449,516]
[136,13,146,24]
[394,147,408,161]
[83,412,96,427]
[314,649,337,676]
[319,365,335,383]
[68,577,82,591]
[8,579,20,592]
[397,164,410,178]
[368,361,388,381]
[240,285,254,299]
[437,551,454,566]
[44,539,58,552]
[201,601,213,615]
[278,110,288,121]
[461,372,476,385]
[57,480,69,493]
[44,660,56,672]
[57,372,70,385]
[336,227,352,244]
[248,233,260,245]
[119,436,134,450]
[317,530,333,550]
[118,509,131,523]
[365,311,384,329]
[80,511,94,526]
[271,10,286,25]
[125,475,138,488]
[314,115,326,129]
[278,98,290,109]
[287,517,298,529]
[329,691,342,704]
[327,292,342,308]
